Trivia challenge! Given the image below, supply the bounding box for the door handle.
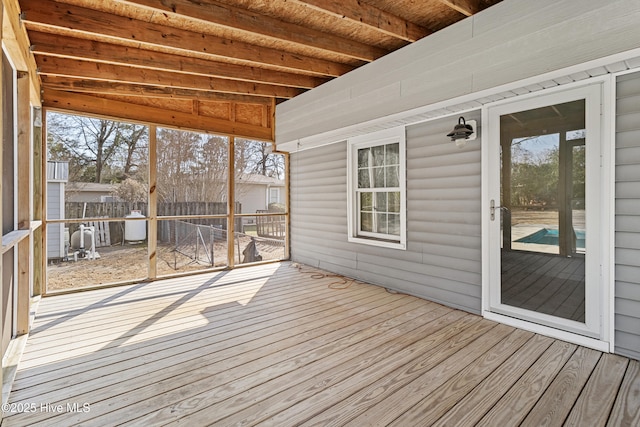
[490,199,510,221]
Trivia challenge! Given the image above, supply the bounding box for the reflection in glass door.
[488,85,603,339]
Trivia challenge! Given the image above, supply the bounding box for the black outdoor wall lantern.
[447,116,475,147]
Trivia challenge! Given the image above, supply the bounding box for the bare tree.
[46,112,148,183]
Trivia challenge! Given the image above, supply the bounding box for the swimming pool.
[516,228,585,248]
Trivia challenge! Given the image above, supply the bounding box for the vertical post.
[16,71,30,335]
[284,151,290,260]
[558,131,568,257]
[209,225,214,267]
[500,131,512,251]
[227,136,235,268]
[32,107,42,296]
[148,125,157,280]
[0,2,5,405]
[40,109,46,295]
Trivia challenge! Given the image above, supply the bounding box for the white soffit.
[280,51,640,153]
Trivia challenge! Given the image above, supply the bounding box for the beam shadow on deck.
[3,262,639,426]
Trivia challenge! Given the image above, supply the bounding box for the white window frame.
[268,187,280,205]
[347,126,407,250]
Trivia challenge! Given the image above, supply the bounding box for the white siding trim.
[605,74,617,353]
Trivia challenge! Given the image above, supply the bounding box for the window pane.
[235,139,286,214]
[358,148,370,168]
[47,221,147,292]
[360,192,372,211]
[386,166,399,187]
[235,215,286,266]
[46,112,149,220]
[157,128,228,212]
[373,167,385,188]
[388,192,400,212]
[371,145,385,166]
[386,143,399,165]
[358,169,370,188]
[388,214,400,235]
[375,213,387,234]
[360,212,373,232]
[156,218,228,276]
[375,192,387,212]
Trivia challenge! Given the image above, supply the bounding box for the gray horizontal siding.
[276,0,640,148]
[614,71,640,360]
[47,182,64,258]
[290,113,482,314]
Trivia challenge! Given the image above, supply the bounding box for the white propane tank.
[125,210,146,242]
[70,227,93,250]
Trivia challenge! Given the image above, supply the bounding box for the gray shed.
[46,161,68,259]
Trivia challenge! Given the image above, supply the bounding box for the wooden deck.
[3,262,639,426]
[501,250,585,322]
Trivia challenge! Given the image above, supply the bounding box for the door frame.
[481,77,615,352]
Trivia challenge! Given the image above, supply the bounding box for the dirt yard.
[46,237,286,292]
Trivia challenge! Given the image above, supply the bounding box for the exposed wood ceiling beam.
[4,0,41,105]
[41,76,274,104]
[36,55,304,98]
[437,0,481,17]
[28,31,327,89]
[290,0,431,42]
[43,89,274,140]
[21,0,355,77]
[120,0,389,62]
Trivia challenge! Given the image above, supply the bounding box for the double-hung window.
[347,127,406,249]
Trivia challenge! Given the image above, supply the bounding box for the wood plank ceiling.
[18,0,503,140]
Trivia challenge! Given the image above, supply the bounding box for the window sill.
[348,235,406,250]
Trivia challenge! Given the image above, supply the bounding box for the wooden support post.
[227,136,235,268]
[148,126,157,279]
[39,110,47,295]
[16,71,31,335]
[32,108,43,296]
[0,2,4,406]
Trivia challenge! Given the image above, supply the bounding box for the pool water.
[516,228,585,248]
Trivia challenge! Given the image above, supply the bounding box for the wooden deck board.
[520,346,601,426]
[2,261,637,426]
[564,353,629,426]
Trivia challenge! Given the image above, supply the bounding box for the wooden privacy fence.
[64,202,241,245]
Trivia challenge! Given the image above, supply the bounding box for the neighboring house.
[66,182,119,203]
[236,173,286,215]
[276,0,640,360]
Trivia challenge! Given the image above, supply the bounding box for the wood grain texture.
[520,346,601,426]
[564,353,629,427]
[2,262,637,426]
[475,340,578,426]
[607,360,640,427]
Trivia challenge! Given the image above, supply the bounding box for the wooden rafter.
[21,0,355,77]
[120,0,390,62]
[290,0,431,42]
[43,89,274,140]
[28,31,328,89]
[16,0,504,140]
[40,76,275,104]
[36,55,304,98]
[438,0,481,17]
